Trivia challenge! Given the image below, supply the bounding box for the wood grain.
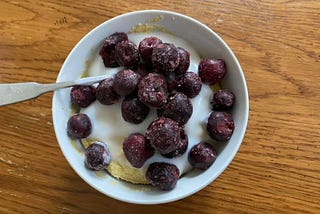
[0,0,319,213]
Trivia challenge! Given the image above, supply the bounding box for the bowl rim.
[52,9,249,204]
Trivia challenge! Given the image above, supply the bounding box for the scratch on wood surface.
[29,116,40,121]
[7,169,13,174]
[0,157,14,165]
[217,18,224,23]
[59,206,74,213]
[8,124,20,129]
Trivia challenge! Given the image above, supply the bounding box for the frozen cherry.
[113,69,141,96]
[99,32,128,67]
[138,73,168,108]
[139,36,162,66]
[161,92,193,125]
[207,111,235,141]
[174,47,190,75]
[188,142,217,169]
[176,72,202,98]
[199,58,226,85]
[96,78,120,105]
[211,89,235,110]
[67,113,92,139]
[85,142,111,171]
[146,162,180,190]
[99,48,117,67]
[123,133,155,168]
[70,85,96,108]
[102,32,128,47]
[152,43,180,74]
[162,129,188,158]
[145,117,181,154]
[115,40,140,67]
[121,95,149,124]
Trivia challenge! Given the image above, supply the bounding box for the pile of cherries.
[67,32,235,190]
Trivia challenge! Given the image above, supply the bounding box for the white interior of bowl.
[52,10,249,204]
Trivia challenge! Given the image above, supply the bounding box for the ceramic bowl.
[52,10,249,204]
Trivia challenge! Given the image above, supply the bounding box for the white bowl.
[52,10,249,204]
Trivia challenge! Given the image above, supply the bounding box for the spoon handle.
[0,75,107,106]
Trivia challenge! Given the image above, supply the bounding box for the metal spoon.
[0,75,108,106]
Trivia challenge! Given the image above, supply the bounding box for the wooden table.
[1,0,319,213]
